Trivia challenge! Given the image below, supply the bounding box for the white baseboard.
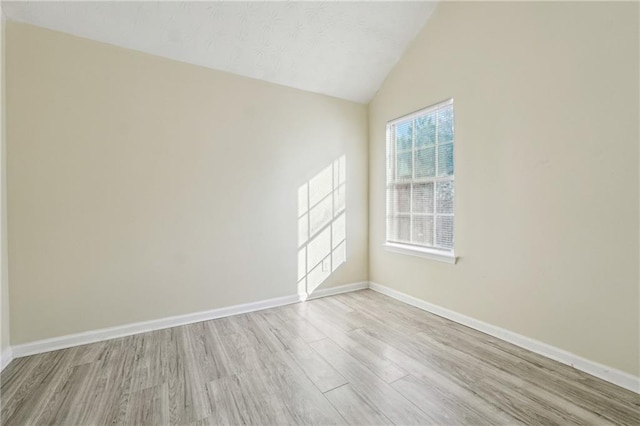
[1,347,13,372]
[10,282,369,360]
[7,280,638,395]
[11,293,303,358]
[369,281,640,394]
[307,281,369,300]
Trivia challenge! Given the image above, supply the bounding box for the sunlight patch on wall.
[298,156,346,299]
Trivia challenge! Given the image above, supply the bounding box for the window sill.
[383,242,457,264]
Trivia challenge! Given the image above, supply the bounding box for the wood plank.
[350,326,611,425]
[310,337,436,425]
[3,348,79,425]
[257,310,348,392]
[286,297,409,384]
[1,290,637,425]
[412,329,640,425]
[125,383,170,425]
[324,383,392,425]
[392,374,519,425]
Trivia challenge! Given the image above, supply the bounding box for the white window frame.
[384,98,457,264]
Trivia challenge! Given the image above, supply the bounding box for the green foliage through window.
[387,100,455,252]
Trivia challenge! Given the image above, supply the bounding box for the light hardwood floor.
[1,289,638,425]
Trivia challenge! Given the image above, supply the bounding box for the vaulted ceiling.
[2,1,437,103]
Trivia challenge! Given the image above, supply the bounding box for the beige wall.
[5,1,639,380]
[1,9,9,358]
[369,1,639,376]
[6,22,368,345]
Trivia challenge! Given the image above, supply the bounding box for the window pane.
[309,165,333,206]
[397,151,412,179]
[415,147,435,178]
[396,120,413,151]
[307,227,331,269]
[332,241,346,272]
[307,259,330,292]
[298,214,308,246]
[386,100,455,252]
[436,216,454,249]
[309,195,332,236]
[436,181,454,214]
[298,248,306,281]
[437,143,454,177]
[334,183,346,215]
[416,114,435,147]
[412,182,434,213]
[413,216,434,246]
[388,216,410,242]
[437,106,454,143]
[390,184,410,213]
[298,278,306,297]
[332,212,346,248]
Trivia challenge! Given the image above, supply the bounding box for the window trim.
[383,242,457,264]
[387,98,454,126]
[385,98,456,263]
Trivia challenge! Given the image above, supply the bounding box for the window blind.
[386,99,455,252]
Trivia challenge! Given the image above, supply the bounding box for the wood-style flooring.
[1,289,638,425]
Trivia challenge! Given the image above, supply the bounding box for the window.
[385,99,456,263]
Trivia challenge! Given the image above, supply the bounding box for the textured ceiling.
[2,1,437,103]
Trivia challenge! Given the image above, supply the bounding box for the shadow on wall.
[297,156,346,300]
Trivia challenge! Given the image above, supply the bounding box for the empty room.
[0,0,638,424]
